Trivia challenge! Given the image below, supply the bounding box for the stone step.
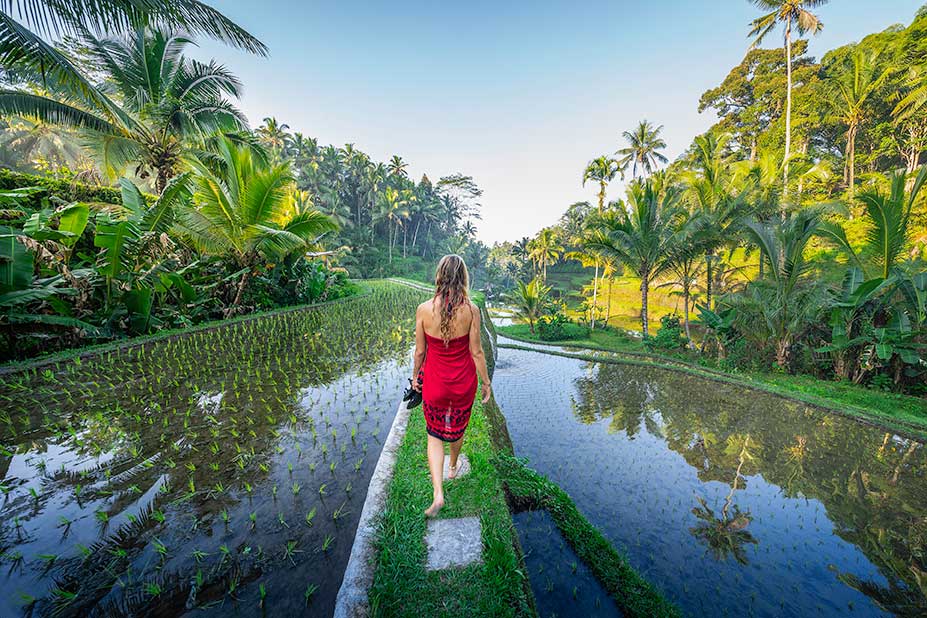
[443,453,471,480]
[425,516,482,571]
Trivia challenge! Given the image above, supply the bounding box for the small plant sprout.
[259,582,266,608]
[321,535,334,552]
[305,507,317,526]
[278,513,289,528]
[332,501,349,521]
[249,512,257,531]
[292,481,301,496]
[318,483,327,497]
[304,582,318,605]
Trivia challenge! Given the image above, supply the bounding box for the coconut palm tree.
[527,227,563,281]
[179,137,337,313]
[823,47,890,199]
[616,120,669,179]
[256,117,291,159]
[0,1,264,111]
[509,277,549,334]
[375,187,411,263]
[0,27,247,192]
[582,155,620,328]
[748,0,827,192]
[586,174,683,338]
[387,155,408,180]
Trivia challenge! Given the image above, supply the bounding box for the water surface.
[493,344,927,617]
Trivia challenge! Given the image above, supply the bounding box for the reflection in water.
[0,285,423,617]
[690,436,758,566]
[493,346,927,617]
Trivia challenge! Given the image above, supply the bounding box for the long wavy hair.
[433,254,470,343]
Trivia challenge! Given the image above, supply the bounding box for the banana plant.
[93,175,191,331]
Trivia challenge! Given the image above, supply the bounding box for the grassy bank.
[496,324,927,438]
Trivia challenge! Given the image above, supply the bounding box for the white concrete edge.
[333,396,411,618]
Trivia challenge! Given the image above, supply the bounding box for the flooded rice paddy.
[514,509,622,618]
[0,284,425,617]
[493,340,927,617]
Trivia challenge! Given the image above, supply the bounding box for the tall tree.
[0,27,247,192]
[748,0,826,193]
[616,120,669,178]
[527,227,563,281]
[586,174,683,338]
[582,156,620,329]
[823,47,890,199]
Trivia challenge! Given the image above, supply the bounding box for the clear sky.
[199,1,924,244]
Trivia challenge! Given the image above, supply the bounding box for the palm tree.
[376,187,411,263]
[748,0,827,192]
[659,231,706,344]
[527,227,563,281]
[820,166,927,279]
[586,174,683,338]
[0,27,247,193]
[179,137,337,313]
[685,133,752,307]
[387,155,408,180]
[509,277,549,334]
[0,1,264,108]
[256,117,291,159]
[823,48,890,199]
[739,207,825,369]
[582,155,620,329]
[616,120,669,179]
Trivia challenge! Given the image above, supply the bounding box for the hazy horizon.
[199,1,925,244]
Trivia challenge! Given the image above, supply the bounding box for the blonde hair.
[433,254,470,342]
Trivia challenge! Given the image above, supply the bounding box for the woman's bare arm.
[468,303,491,402]
[411,304,427,391]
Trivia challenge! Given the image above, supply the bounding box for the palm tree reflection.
[690,435,759,565]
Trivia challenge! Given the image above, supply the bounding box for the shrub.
[0,168,152,208]
[646,314,688,351]
[537,312,589,341]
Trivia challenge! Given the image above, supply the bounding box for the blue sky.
[200,1,924,243]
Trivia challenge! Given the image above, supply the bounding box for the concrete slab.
[425,516,483,571]
[443,453,471,480]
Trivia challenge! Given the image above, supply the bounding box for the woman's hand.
[481,381,492,403]
[411,376,422,392]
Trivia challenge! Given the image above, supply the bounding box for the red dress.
[421,332,477,442]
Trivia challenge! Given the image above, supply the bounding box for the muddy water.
[493,343,927,617]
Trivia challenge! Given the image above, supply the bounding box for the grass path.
[368,391,534,617]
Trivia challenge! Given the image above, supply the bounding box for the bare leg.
[447,436,464,479]
[424,434,445,517]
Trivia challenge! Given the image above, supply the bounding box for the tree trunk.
[847,122,858,201]
[749,137,757,162]
[227,270,251,317]
[412,218,423,250]
[782,19,793,202]
[683,287,692,347]
[705,251,714,309]
[775,337,793,373]
[591,262,599,329]
[641,277,649,338]
[388,221,393,263]
[402,224,408,258]
[606,274,613,325]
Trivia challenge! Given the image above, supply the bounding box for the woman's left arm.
[468,303,491,402]
[411,304,426,391]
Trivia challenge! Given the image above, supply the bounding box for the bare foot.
[424,498,444,518]
[447,461,459,480]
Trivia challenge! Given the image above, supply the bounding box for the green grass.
[369,391,533,617]
[493,454,680,618]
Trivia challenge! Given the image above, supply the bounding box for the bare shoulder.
[416,299,434,315]
[468,301,481,320]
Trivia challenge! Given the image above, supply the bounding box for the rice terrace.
[2,1,927,617]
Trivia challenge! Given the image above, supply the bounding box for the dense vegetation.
[494,2,927,396]
[0,2,487,360]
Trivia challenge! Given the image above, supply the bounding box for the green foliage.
[645,314,688,351]
[0,169,128,208]
[537,311,589,341]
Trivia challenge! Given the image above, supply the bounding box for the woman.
[411,254,491,518]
